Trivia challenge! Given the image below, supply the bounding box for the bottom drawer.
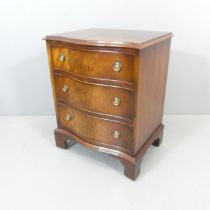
[57,104,132,153]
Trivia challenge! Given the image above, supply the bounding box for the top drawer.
[51,46,134,83]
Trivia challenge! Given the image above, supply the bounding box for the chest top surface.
[45,28,172,49]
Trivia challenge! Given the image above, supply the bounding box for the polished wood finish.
[54,73,133,119]
[57,103,132,153]
[133,39,171,153]
[45,29,172,180]
[45,28,172,49]
[51,45,134,83]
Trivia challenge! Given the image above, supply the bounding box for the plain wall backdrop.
[0,0,210,115]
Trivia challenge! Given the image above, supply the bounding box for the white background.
[0,0,210,115]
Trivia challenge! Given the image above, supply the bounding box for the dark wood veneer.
[45,28,172,180]
[51,45,134,83]
[53,69,134,91]
[57,103,133,153]
[45,28,172,49]
[54,73,134,119]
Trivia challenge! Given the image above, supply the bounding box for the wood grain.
[45,28,173,49]
[57,103,133,153]
[45,28,173,180]
[54,73,134,119]
[133,39,171,153]
[51,45,134,83]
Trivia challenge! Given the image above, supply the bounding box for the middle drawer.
[54,73,133,119]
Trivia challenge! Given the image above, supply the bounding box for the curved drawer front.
[51,46,134,82]
[54,74,133,119]
[57,104,132,152]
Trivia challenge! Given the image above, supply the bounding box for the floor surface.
[0,115,209,210]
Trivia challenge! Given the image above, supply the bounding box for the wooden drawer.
[57,104,132,152]
[54,74,133,119]
[51,45,134,82]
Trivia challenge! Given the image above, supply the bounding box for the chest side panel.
[133,39,171,153]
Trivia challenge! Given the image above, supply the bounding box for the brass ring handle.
[62,84,68,92]
[112,97,121,106]
[113,130,120,139]
[59,53,65,62]
[113,61,122,72]
[65,114,72,121]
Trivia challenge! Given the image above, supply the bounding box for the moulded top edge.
[44,28,173,49]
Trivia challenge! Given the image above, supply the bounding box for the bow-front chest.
[45,28,173,180]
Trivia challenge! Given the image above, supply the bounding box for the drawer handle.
[113,61,121,72]
[112,97,121,106]
[65,114,72,121]
[59,53,65,62]
[113,130,120,139]
[62,84,68,92]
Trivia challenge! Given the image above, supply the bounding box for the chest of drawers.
[45,29,173,180]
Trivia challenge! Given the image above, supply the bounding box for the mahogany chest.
[45,28,173,180]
